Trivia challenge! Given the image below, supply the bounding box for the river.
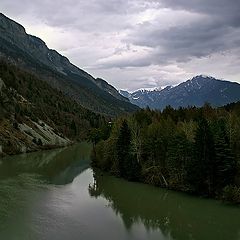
[0,142,240,240]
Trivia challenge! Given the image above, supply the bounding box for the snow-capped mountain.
[119,75,240,110]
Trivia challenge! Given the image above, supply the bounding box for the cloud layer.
[1,0,240,90]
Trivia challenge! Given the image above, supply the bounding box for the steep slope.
[0,60,105,156]
[95,78,129,102]
[120,75,240,110]
[0,13,138,116]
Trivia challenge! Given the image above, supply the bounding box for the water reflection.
[0,143,91,232]
[89,170,240,240]
[0,142,91,184]
[1,143,240,240]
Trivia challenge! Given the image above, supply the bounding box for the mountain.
[0,13,138,116]
[95,78,127,102]
[0,60,108,156]
[120,75,240,110]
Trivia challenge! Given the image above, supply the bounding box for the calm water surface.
[0,142,240,240]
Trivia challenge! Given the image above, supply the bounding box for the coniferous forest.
[92,103,240,203]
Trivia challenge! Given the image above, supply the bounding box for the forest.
[0,60,109,155]
[92,103,240,203]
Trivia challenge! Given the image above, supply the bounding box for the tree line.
[91,103,240,202]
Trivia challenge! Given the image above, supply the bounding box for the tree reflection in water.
[89,170,240,240]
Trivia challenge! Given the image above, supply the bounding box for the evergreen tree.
[214,119,236,192]
[186,117,216,195]
[167,132,192,188]
[116,120,140,180]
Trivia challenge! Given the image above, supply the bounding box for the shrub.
[222,185,240,203]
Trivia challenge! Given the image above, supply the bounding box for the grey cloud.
[130,22,240,62]
[1,0,240,90]
[96,59,153,69]
[159,0,239,16]
[77,0,240,70]
[159,0,240,27]
[2,0,151,30]
[115,0,240,67]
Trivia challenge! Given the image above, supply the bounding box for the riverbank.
[91,107,240,205]
[92,165,240,205]
[0,117,73,157]
[0,143,74,159]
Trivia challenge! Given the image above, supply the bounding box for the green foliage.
[222,185,240,203]
[116,120,140,180]
[0,60,107,141]
[88,128,103,146]
[186,117,216,195]
[166,132,191,189]
[92,139,116,171]
[93,103,240,200]
[209,119,236,193]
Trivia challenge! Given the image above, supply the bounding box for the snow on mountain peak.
[194,74,215,80]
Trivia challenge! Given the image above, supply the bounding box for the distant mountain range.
[120,75,240,110]
[0,13,138,116]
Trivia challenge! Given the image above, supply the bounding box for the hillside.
[0,60,107,156]
[0,13,138,116]
[120,75,240,110]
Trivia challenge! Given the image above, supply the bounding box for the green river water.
[0,142,240,240]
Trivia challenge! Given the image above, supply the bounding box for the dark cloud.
[159,0,240,23]
[119,0,240,66]
[126,20,240,65]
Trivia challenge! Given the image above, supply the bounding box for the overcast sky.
[2,0,240,91]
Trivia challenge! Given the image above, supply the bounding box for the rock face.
[120,75,240,110]
[0,76,71,156]
[0,13,138,116]
[18,120,70,147]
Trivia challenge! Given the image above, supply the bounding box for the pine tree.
[186,117,216,195]
[116,120,140,180]
[214,119,236,192]
[167,132,192,188]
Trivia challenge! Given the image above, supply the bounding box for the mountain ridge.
[120,75,240,110]
[0,13,137,116]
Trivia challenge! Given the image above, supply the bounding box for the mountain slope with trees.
[0,13,138,116]
[0,60,109,156]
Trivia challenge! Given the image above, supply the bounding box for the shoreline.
[0,141,75,159]
[93,167,240,205]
